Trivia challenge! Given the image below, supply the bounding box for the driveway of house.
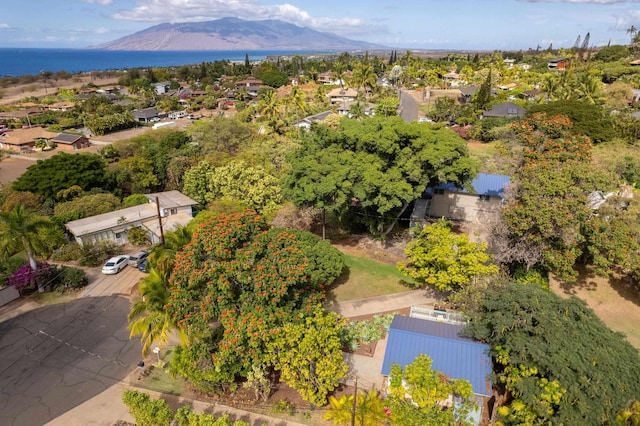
[399,89,419,122]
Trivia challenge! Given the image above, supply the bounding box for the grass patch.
[327,253,415,302]
[29,290,79,305]
[134,348,186,396]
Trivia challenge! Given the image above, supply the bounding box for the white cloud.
[94,27,110,34]
[111,0,382,37]
[0,23,11,29]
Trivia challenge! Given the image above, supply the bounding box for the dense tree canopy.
[498,113,613,282]
[398,219,498,292]
[13,153,108,200]
[166,210,345,392]
[463,283,640,425]
[284,117,478,237]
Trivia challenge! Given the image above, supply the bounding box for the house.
[422,173,510,223]
[46,102,75,112]
[498,83,517,91]
[0,127,58,152]
[65,191,197,246]
[317,71,334,85]
[327,87,358,104]
[133,107,160,123]
[0,108,45,124]
[458,85,479,103]
[153,81,171,95]
[547,57,568,70]
[293,111,336,129]
[337,101,375,117]
[235,77,263,98]
[50,133,90,152]
[630,59,640,66]
[503,58,516,68]
[521,88,541,101]
[381,315,492,424]
[482,101,525,119]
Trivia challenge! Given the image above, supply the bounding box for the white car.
[102,255,129,274]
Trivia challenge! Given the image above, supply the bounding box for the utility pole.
[351,377,358,426]
[155,196,165,245]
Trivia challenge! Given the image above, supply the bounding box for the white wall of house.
[428,190,503,223]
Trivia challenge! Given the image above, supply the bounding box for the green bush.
[512,264,549,290]
[0,256,28,288]
[127,227,150,246]
[51,242,82,262]
[79,241,120,267]
[58,266,88,289]
[122,390,172,426]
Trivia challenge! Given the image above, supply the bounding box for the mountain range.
[92,17,385,51]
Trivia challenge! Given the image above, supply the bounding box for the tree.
[474,68,493,110]
[398,219,498,292]
[166,211,345,391]
[351,62,377,97]
[53,193,121,222]
[375,96,399,117]
[12,153,108,200]
[324,388,388,426]
[387,354,475,426]
[182,160,282,215]
[0,204,53,291]
[499,113,611,282]
[266,309,348,406]
[283,117,478,238]
[463,283,640,425]
[128,268,184,356]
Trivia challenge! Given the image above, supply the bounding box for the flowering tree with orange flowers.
[498,112,612,282]
[166,210,345,394]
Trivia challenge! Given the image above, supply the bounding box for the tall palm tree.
[128,268,186,356]
[257,89,281,130]
[287,85,307,123]
[352,63,377,99]
[0,204,51,292]
[575,73,605,105]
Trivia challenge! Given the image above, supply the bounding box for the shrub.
[512,264,549,290]
[51,242,82,262]
[8,263,51,293]
[58,266,88,289]
[79,241,120,267]
[127,227,150,246]
[0,256,28,288]
[122,390,172,426]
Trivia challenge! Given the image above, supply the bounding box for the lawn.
[327,253,415,302]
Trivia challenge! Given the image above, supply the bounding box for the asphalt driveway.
[0,295,140,426]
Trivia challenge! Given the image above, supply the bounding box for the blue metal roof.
[381,315,492,397]
[434,173,510,197]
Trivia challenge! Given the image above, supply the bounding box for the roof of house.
[295,111,335,127]
[52,133,85,144]
[133,107,160,119]
[145,190,198,209]
[0,127,58,145]
[327,87,358,98]
[434,173,510,197]
[65,191,197,237]
[630,59,640,66]
[548,57,566,63]
[482,101,526,118]
[381,315,492,396]
[459,85,480,97]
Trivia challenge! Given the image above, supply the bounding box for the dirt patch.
[0,156,36,184]
[0,76,120,106]
[332,233,409,265]
[550,267,640,349]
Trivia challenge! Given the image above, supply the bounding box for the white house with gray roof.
[65,191,197,246]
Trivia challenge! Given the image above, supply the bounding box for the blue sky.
[1,0,639,50]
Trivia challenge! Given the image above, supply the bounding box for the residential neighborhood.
[2,39,640,426]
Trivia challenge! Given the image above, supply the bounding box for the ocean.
[0,48,318,77]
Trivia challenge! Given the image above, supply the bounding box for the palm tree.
[257,89,281,130]
[352,63,377,98]
[148,225,192,273]
[0,204,52,292]
[287,85,307,124]
[128,268,186,356]
[575,73,605,105]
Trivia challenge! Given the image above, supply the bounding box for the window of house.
[169,208,178,215]
[479,195,491,202]
[434,188,445,195]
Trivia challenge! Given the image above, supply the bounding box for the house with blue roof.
[381,315,493,424]
[421,173,510,223]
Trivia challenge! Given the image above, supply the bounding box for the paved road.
[0,296,140,426]
[80,264,145,298]
[399,89,419,123]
